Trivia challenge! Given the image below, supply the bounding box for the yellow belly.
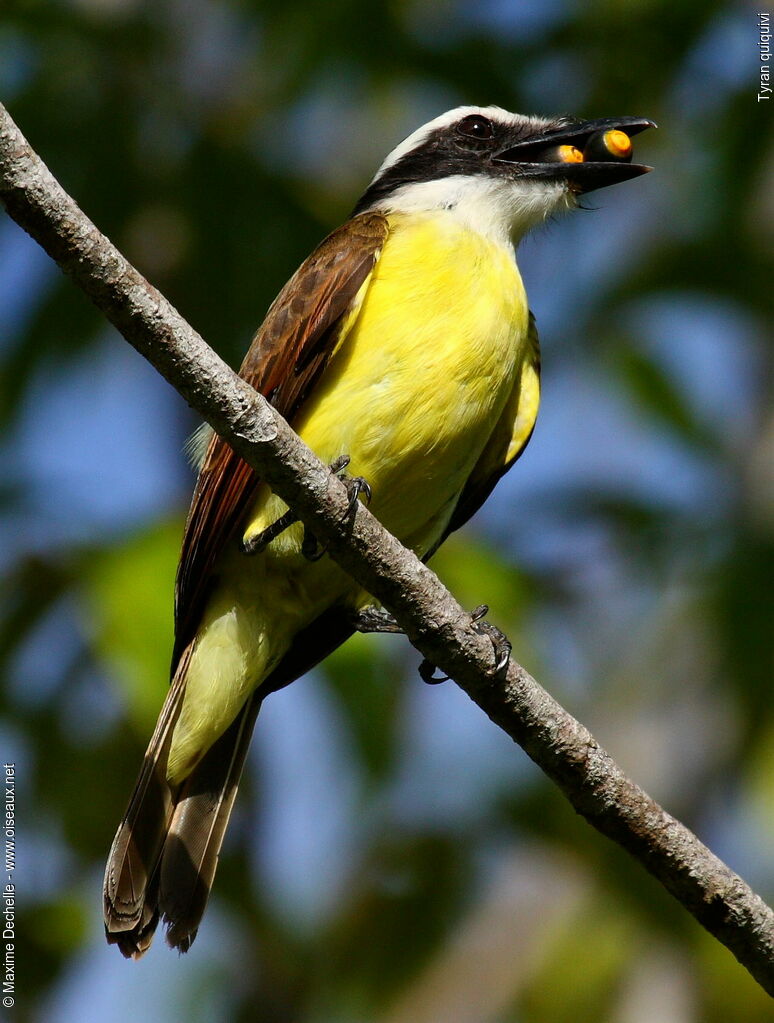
[167,212,530,781]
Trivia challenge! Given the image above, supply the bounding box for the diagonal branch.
[1,99,772,992]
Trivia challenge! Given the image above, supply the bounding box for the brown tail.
[104,607,356,957]
[103,654,262,958]
[156,693,261,951]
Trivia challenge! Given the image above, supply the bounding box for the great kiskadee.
[104,106,653,957]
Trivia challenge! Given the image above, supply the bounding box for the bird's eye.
[457,114,494,140]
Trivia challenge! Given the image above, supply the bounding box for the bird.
[103,105,653,957]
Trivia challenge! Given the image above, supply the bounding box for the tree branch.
[1,99,772,991]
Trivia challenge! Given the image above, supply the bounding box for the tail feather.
[103,660,261,958]
[159,693,262,951]
[103,657,190,957]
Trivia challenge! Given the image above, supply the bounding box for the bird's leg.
[351,604,511,683]
[300,454,373,562]
[350,606,404,634]
[243,454,372,558]
[241,508,299,556]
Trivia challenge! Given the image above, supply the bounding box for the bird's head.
[354,106,655,244]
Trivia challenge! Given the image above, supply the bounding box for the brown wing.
[433,311,541,551]
[172,212,389,668]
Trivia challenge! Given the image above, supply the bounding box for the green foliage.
[81,519,180,730]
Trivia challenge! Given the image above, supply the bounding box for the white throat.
[365,174,576,250]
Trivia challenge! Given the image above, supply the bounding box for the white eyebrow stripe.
[370,106,517,181]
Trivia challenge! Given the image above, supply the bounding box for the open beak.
[494,116,656,193]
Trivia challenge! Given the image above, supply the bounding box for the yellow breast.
[290,211,530,550]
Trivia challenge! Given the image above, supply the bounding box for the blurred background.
[1,0,772,1020]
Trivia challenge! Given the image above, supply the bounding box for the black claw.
[419,659,449,684]
[329,454,351,474]
[331,452,372,519]
[347,476,372,511]
[302,455,364,560]
[471,612,511,676]
[301,528,326,561]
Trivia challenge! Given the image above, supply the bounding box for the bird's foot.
[241,455,371,558]
[243,458,370,560]
[329,454,373,515]
[351,604,510,684]
[419,605,511,684]
[469,604,511,674]
[301,454,373,562]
